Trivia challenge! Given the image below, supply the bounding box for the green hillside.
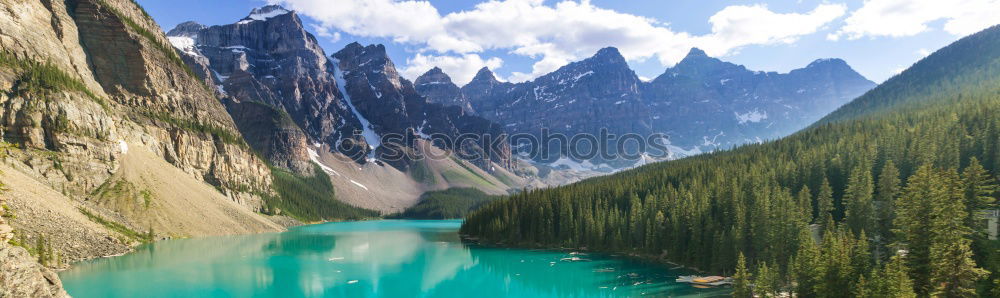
[462,25,1000,297]
[389,188,500,219]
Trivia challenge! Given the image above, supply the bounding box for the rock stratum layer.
[0,0,292,293]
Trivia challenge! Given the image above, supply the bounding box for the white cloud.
[400,54,503,85]
[831,0,1000,40]
[274,0,847,82]
[917,48,931,57]
[311,25,342,42]
[699,4,847,57]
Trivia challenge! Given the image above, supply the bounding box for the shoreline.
[458,234,713,276]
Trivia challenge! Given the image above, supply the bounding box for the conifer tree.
[755,261,778,298]
[845,164,876,237]
[868,256,917,298]
[895,165,938,295]
[875,160,901,261]
[733,252,752,298]
[792,229,821,297]
[929,170,988,297]
[817,178,836,234]
[962,157,998,231]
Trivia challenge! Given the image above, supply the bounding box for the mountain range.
[0,2,894,294]
[3,0,999,295]
[417,46,875,169]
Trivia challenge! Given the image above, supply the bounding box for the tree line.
[462,25,1000,297]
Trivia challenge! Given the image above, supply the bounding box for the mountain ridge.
[418,45,875,169]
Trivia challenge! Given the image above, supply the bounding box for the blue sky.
[140,0,999,85]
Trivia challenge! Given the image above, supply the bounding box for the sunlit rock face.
[168,6,512,172]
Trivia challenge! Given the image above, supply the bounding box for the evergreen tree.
[962,157,998,231]
[845,164,876,237]
[853,274,870,298]
[792,229,821,297]
[733,252,752,298]
[929,170,988,297]
[817,178,836,234]
[755,261,779,298]
[895,165,938,295]
[868,256,916,298]
[797,186,814,226]
[875,160,901,262]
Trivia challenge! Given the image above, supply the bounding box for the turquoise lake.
[59,220,730,297]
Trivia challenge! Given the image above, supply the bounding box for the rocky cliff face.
[415,67,474,114]
[0,0,288,292]
[0,0,272,206]
[168,6,512,173]
[432,47,875,169]
[167,6,359,174]
[332,42,512,171]
[0,192,67,298]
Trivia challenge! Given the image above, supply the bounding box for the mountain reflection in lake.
[60,220,729,297]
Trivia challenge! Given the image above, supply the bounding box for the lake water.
[59,220,729,297]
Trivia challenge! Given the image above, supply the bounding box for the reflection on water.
[60,220,729,297]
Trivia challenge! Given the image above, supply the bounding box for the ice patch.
[414,120,431,139]
[349,180,369,191]
[548,156,591,172]
[332,58,381,160]
[307,148,340,177]
[240,7,290,23]
[167,36,198,56]
[666,144,702,159]
[735,109,768,124]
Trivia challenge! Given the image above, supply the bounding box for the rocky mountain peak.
[684,47,709,59]
[469,67,500,86]
[804,58,853,72]
[415,67,454,85]
[240,5,292,23]
[166,21,205,37]
[667,47,742,79]
[415,67,473,113]
[591,47,627,64]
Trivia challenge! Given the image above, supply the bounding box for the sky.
[138,0,1000,85]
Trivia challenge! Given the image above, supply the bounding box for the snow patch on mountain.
[349,179,369,191]
[307,148,341,177]
[667,144,702,159]
[167,36,198,56]
[333,58,381,160]
[547,156,614,172]
[239,6,290,24]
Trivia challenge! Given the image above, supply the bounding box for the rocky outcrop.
[224,99,314,175]
[462,67,513,105]
[0,190,68,298]
[415,67,474,114]
[332,43,512,171]
[167,6,512,173]
[0,1,281,285]
[0,0,273,205]
[166,6,365,170]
